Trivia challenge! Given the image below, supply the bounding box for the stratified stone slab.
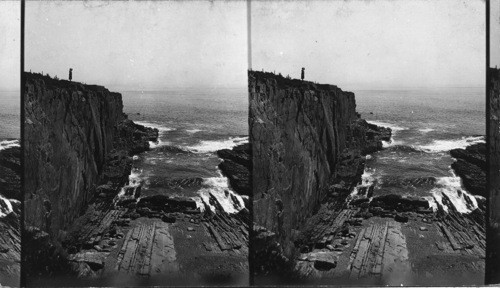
[348,220,410,283]
[68,251,110,270]
[381,221,410,285]
[115,222,178,275]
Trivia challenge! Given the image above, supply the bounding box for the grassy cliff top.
[248,70,353,96]
[24,72,111,93]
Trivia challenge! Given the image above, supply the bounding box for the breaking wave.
[185,136,248,153]
[0,195,14,218]
[417,136,485,153]
[429,171,478,213]
[0,139,19,151]
[196,173,246,214]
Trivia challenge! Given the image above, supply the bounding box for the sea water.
[120,87,248,213]
[353,87,485,213]
[0,91,19,218]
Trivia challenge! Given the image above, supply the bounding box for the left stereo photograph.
[22,1,250,287]
[0,1,21,287]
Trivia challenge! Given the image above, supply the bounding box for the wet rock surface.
[0,146,21,287]
[0,146,21,201]
[450,143,486,197]
[217,143,251,196]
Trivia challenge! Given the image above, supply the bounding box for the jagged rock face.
[249,71,390,257]
[487,67,500,284]
[0,146,21,286]
[0,146,21,201]
[217,143,251,196]
[450,143,486,197]
[23,73,148,241]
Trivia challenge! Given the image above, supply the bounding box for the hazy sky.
[252,0,485,89]
[26,1,247,91]
[0,1,20,91]
[492,0,500,67]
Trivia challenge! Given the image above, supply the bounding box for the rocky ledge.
[450,142,486,198]
[217,143,251,197]
[0,146,21,287]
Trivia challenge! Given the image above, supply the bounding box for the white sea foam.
[197,174,246,214]
[185,136,248,153]
[149,141,160,149]
[369,120,407,148]
[134,121,176,133]
[186,129,203,134]
[368,121,408,132]
[115,168,143,201]
[419,128,435,133]
[0,195,13,218]
[382,139,404,148]
[148,139,172,149]
[0,139,19,151]
[135,121,174,149]
[423,195,438,211]
[429,172,478,213]
[351,167,377,196]
[417,136,484,153]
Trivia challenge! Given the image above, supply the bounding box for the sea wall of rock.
[0,146,21,286]
[487,67,500,283]
[450,143,486,198]
[249,71,390,257]
[217,143,251,197]
[24,73,157,241]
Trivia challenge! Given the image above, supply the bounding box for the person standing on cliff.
[69,68,73,81]
[301,67,305,81]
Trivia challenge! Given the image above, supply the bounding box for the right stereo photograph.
[249,0,489,285]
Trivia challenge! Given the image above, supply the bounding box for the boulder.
[395,213,409,223]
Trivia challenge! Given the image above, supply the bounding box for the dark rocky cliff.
[0,146,21,286]
[487,67,500,284]
[249,71,390,259]
[24,73,158,242]
[450,143,486,198]
[217,143,251,197]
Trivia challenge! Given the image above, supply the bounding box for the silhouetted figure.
[69,68,73,81]
[301,67,305,81]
